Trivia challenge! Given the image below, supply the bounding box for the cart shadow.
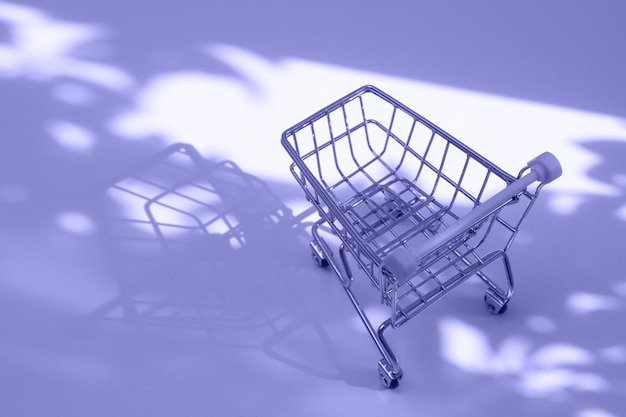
[88,142,378,387]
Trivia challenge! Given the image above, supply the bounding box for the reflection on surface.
[55,210,97,235]
[566,292,623,315]
[47,119,97,152]
[1,1,625,416]
[439,317,611,398]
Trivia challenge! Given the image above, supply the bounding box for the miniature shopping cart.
[281,85,561,388]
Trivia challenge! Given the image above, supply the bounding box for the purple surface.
[1,2,625,416]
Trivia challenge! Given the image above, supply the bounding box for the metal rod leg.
[344,286,403,388]
[502,252,515,300]
[310,218,403,387]
[484,252,515,315]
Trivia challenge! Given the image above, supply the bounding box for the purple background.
[1,1,625,416]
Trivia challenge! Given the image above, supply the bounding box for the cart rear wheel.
[380,375,400,389]
[378,359,402,389]
[379,371,401,389]
[310,241,329,268]
[312,251,329,268]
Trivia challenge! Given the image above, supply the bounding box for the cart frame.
[281,85,561,388]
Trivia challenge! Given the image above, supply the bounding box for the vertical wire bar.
[310,122,324,186]
[475,168,493,206]
[448,153,471,209]
[367,103,396,158]
[341,98,367,198]
[329,106,347,182]
[430,140,451,198]
[357,94,379,186]
[412,129,436,185]
[394,116,417,173]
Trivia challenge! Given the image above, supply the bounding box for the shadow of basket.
[90,142,347,381]
[94,142,296,330]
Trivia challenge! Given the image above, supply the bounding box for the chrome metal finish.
[282,85,561,387]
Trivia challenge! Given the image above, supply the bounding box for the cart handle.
[382,152,562,281]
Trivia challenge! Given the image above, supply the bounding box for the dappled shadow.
[2,1,626,416]
[420,138,626,416]
[89,142,360,382]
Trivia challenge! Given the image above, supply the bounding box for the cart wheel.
[313,252,328,268]
[484,293,508,315]
[310,241,329,268]
[380,374,400,389]
[378,368,401,389]
[378,359,402,389]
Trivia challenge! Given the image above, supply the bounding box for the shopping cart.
[281,85,562,388]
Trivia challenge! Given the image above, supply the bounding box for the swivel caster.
[378,358,402,389]
[310,241,328,268]
[484,291,508,315]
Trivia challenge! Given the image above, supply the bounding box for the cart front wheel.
[484,293,508,315]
